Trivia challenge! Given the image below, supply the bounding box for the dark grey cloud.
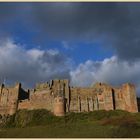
[28,2,140,61]
[0,2,140,61]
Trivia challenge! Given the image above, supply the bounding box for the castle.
[0,79,138,116]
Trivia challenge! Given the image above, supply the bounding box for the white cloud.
[0,38,71,87]
[70,56,140,96]
[27,49,44,60]
[1,38,140,97]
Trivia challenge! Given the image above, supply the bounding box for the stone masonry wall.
[0,83,21,115]
[0,80,138,116]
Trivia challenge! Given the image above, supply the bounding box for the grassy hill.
[0,109,140,138]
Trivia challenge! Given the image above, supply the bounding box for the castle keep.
[0,79,138,116]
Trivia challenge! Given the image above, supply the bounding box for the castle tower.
[15,82,21,90]
[9,82,22,115]
[122,83,138,113]
[63,79,70,112]
[53,81,65,116]
[53,96,65,116]
[94,96,99,110]
[9,99,18,115]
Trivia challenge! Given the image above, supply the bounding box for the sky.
[0,2,140,96]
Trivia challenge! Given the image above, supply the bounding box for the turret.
[53,80,65,116]
[53,96,65,116]
[9,99,18,115]
[15,82,21,90]
[122,83,138,112]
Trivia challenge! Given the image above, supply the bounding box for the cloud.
[0,38,140,97]
[70,56,140,96]
[0,38,71,88]
[0,3,140,61]
[28,2,140,61]
[61,41,74,50]
[0,3,140,94]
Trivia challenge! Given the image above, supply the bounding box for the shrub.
[1,109,137,128]
[100,115,137,126]
[13,109,65,127]
[14,109,33,127]
[87,110,129,121]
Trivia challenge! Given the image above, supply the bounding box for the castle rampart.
[0,79,138,116]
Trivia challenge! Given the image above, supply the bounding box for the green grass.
[0,122,115,138]
[0,109,140,138]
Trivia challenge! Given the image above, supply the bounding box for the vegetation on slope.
[0,109,140,138]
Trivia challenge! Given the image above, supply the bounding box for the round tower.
[53,96,65,116]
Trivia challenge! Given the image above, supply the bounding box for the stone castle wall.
[0,79,138,116]
[0,83,21,115]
